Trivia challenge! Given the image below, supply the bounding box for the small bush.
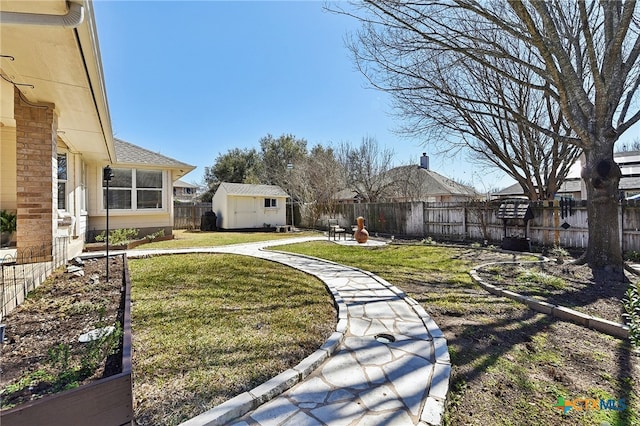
[94,228,139,245]
[421,236,436,245]
[549,245,569,258]
[549,245,569,264]
[516,269,567,290]
[145,229,165,241]
[624,283,640,348]
[625,250,640,263]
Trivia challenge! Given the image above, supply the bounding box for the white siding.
[212,187,287,229]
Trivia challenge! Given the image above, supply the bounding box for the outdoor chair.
[328,219,346,240]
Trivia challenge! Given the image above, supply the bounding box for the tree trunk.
[580,141,625,280]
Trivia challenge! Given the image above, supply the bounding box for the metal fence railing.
[1,237,68,320]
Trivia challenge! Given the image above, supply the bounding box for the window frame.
[57,153,68,210]
[102,168,165,211]
[264,198,277,208]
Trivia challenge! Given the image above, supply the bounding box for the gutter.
[0,2,84,28]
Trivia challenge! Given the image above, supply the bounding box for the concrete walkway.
[125,237,450,426]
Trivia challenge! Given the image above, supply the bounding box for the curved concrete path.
[124,237,450,426]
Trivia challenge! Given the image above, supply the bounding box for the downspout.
[0,2,84,28]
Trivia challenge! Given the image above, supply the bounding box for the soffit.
[0,1,67,15]
[0,0,113,162]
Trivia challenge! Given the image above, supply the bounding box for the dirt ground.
[397,248,639,425]
[475,257,629,323]
[0,256,124,409]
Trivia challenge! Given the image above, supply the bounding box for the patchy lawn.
[276,240,639,426]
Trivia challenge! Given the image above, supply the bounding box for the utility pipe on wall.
[0,2,84,28]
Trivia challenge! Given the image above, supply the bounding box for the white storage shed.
[212,182,289,230]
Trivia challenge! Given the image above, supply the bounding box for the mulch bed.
[474,259,632,324]
[0,256,124,410]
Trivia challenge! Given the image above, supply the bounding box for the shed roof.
[219,182,289,197]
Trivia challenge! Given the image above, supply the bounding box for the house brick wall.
[14,87,57,254]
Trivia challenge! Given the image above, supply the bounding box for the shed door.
[234,197,257,228]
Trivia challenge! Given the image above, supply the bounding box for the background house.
[491,180,582,200]
[381,154,479,202]
[173,179,200,203]
[212,183,289,230]
[492,151,640,200]
[334,153,479,204]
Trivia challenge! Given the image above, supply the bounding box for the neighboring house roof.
[494,183,523,197]
[217,182,289,198]
[334,188,361,202]
[173,179,198,189]
[494,179,582,197]
[496,152,640,199]
[620,176,640,190]
[559,180,582,192]
[114,138,195,179]
[384,165,479,198]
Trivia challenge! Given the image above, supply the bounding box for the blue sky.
[92,0,518,191]
[93,0,638,191]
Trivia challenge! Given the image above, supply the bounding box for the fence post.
[620,202,624,254]
[552,200,560,247]
[462,205,467,239]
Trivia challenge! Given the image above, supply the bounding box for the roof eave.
[75,0,115,162]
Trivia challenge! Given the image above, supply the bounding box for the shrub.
[421,236,436,245]
[624,283,640,348]
[625,250,640,263]
[0,210,17,233]
[549,245,570,264]
[145,229,165,241]
[94,228,139,245]
[516,269,566,290]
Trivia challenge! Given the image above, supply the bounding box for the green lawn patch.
[135,229,319,249]
[129,253,335,426]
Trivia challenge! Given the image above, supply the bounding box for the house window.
[264,198,277,208]
[103,168,163,210]
[57,153,67,210]
[136,170,163,208]
[80,162,87,212]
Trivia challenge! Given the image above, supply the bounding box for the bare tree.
[340,3,580,201]
[338,136,395,202]
[336,1,640,278]
[294,144,345,226]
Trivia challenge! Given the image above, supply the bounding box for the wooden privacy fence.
[321,200,640,252]
[173,203,212,230]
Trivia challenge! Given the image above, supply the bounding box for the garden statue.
[354,216,369,244]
